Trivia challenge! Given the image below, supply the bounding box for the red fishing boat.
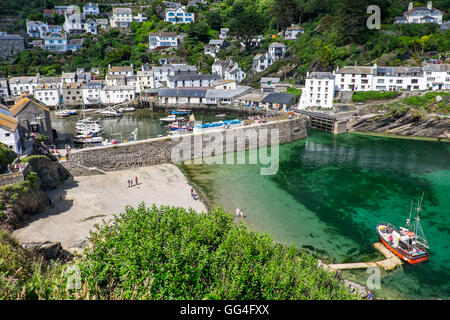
[376,195,430,264]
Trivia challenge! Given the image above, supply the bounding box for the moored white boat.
[100,108,123,117]
[160,114,185,124]
[73,134,104,144]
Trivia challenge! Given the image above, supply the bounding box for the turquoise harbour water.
[184,130,450,300]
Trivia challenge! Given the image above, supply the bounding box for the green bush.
[78,205,357,300]
[352,91,401,103]
[0,143,15,174]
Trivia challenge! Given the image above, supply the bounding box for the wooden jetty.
[324,242,403,272]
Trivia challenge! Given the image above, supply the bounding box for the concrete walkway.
[13,164,206,252]
[325,242,403,272]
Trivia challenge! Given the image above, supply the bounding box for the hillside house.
[149,32,179,50]
[83,3,100,15]
[204,39,229,57]
[284,25,304,40]
[110,7,133,28]
[212,58,246,83]
[394,2,444,24]
[165,6,194,24]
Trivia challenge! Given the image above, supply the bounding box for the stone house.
[0,33,26,59]
[61,82,84,106]
[9,96,53,142]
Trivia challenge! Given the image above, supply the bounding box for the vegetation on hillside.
[0,0,449,80]
[352,91,401,103]
[0,205,358,300]
[0,143,16,174]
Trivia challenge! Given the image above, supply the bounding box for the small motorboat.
[160,114,185,124]
[168,121,192,131]
[55,109,78,118]
[73,134,104,144]
[76,125,102,135]
[100,108,123,117]
[171,107,192,116]
[119,107,136,113]
[377,195,430,264]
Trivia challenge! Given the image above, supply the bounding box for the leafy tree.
[334,0,374,45]
[205,10,223,31]
[228,0,265,50]
[186,22,211,43]
[269,0,298,32]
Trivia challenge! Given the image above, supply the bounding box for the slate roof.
[261,92,296,105]
[158,88,208,98]
[9,97,49,117]
[308,72,335,79]
[169,73,220,81]
[113,7,132,14]
[205,86,251,99]
[335,66,375,75]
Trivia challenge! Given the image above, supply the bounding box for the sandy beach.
[13,164,207,252]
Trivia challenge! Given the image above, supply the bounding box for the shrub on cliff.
[352,91,401,103]
[77,205,357,300]
[0,143,16,174]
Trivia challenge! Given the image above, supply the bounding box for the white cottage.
[299,72,335,109]
[0,111,22,154]
[33,84,61,107]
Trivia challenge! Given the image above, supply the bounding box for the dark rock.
[22,241,73,262]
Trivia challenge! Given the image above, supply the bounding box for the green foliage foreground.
[79,205,356,300]
[0,205,357,300]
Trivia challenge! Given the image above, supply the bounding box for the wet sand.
[13,164,206,252]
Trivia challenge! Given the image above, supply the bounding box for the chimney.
[427,1,432,10]
[408,2,413,11]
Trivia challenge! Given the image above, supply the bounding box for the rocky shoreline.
[351,110,450,141]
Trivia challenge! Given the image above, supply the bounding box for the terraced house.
[8,76,39,96]
[62,82,84,106]
[33,84,61,107]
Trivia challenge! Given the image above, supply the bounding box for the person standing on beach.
[127,179,130,188]
[135,176,138,186]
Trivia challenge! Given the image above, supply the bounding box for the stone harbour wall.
[67,116,308,174]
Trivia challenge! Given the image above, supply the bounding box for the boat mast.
[414,193,429,249]
[406,200,413,229]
